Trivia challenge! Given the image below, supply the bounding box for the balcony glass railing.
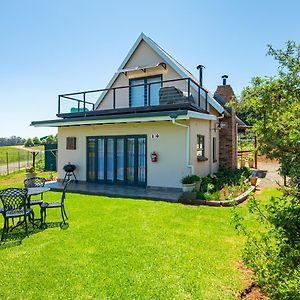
[57,77,208,115]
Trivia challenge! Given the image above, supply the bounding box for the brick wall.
[214,85,238,169]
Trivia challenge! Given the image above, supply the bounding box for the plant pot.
[250,176,258,186]
[26,172,37,179]
[182,183,196,192]
[194,181,201,192]
[248,161,254,168]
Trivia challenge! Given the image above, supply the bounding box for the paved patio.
[45,181,181,202]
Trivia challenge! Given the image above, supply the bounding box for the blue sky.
[0,0,299,138]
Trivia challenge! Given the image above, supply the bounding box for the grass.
[0,146,30,165]
[0,174,280,299]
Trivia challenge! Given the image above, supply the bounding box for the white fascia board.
[187,111,217,121]
[32,114,189,128]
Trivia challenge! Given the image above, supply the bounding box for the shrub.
[190,175,200,182]
[181,175,195,184]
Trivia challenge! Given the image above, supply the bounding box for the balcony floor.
[45,181,181,203]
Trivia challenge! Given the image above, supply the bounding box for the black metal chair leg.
[63,206,68,220]
[1,218,7,241]
[24,216,29,237]
[61,207,66,224]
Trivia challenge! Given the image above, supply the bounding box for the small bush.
[181,175,195,184]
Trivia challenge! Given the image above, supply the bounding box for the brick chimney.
[214,75,238,169]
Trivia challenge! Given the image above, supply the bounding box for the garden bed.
[180,168,256,206]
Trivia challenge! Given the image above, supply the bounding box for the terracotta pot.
[240,161,246,168]
[182,183,196,192]
[250,176,258,186]
[248,160,254,168]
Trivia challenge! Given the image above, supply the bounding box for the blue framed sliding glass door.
[87,135,147,186]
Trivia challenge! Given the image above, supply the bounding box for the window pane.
[138,138,146,183]
[107,138,114,181]
[116,138,124,181]
[130,78,145,107]
[87,138,96,181]
[127,138,135,183]
[147,76,161,106]
[98,138,105,180]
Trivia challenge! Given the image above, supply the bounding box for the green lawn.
[0,174,280,299]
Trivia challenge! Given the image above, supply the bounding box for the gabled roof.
[95,33,224,114]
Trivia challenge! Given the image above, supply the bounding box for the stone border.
[196,185,256,207]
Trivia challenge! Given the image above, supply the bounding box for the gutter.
[170,114,194,175]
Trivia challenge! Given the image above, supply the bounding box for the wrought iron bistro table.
[27,187,50,225]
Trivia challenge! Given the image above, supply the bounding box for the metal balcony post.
[198,86,200,107]
[187,79,190,99]
[113,88,116,109]
[205,91,208,111]
[83,93,86,111]
[58,96,61,114]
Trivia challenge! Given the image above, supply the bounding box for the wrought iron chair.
[0,188,32,241]
[40,180,70,228]
[24,177,46,206]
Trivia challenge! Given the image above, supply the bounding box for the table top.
[27,187,50,196]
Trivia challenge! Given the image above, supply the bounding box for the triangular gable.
[95,33,224,114]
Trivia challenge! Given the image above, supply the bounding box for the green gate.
[44,143,57,171]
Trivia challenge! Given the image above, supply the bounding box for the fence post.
[6,152,9,175]
[18,151,20,171]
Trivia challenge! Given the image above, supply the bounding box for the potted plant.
[250,176,258,186]
[25,165,36,179]
[190,175,201,191]
[247,156,255,168]
[181,175,196,192]
[239,157,246,168]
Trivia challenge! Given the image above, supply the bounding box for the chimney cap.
[222,75,229,79]
[196,64,205,70]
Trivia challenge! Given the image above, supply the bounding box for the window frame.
[66,137,76,150]
[129,74,162,107]
[196,135,205,158]
[213,137,217,162]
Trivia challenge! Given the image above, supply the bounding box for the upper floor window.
[129,75,162,107]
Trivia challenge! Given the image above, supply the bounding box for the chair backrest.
[0,188,28,212]
[24,177,46,188]
[61,180,71,204]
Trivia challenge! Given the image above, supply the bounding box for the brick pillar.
[214,84,238,169]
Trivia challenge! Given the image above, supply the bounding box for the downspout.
[171,117,194,175]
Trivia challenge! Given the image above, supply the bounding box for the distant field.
[0,146,30,165]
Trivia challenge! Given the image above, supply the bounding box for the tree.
[234,41,300,299]
[238,40,300,180]
[32,136,41,145]
[24,138,34,147]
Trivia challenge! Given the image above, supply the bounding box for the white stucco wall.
[57,121,189,188]
[189,118,219,177]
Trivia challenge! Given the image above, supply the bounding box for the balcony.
[57,77,209,118]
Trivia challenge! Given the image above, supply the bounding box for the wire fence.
[0,150,46,175]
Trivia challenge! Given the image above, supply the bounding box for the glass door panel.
[116,138,125,182]
[130,78,145,107]
[87,138,97,181]
[138,138,146,184]
[97,138,105,180]
[147,76,161,106]
[126,138,135,183]
[106,138,114,181]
